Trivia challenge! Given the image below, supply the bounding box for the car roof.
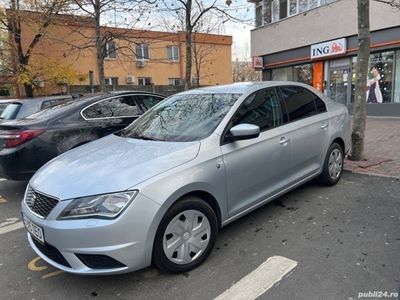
[107,90,165,98]
[177,81,317,96]
[0,95,72,104]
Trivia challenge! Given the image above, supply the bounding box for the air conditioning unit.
[126,75,135,84]
[136,60,145,68]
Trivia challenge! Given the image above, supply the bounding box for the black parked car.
[0,95,73,121]
[0,91,165,180]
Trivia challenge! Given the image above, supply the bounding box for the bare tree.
[350,0,370,161]
[374,0,400,8]
[1,0,71,97]
[159,0,249,90]
[70,0,153,92]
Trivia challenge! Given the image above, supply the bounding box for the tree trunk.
[23,83,34,97]
[350,0,370,161]
[184,0,192,90]
[94,0,105,92]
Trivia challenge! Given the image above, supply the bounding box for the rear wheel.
[318,142,344,186]
[153,197,218,273]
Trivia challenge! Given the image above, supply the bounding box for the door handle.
[321,122,328,129]
[279,137,290,145]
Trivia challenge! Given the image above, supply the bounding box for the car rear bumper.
[0,139,55,180]
[21,191,161,275]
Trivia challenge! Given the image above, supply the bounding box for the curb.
[343,169,400,180]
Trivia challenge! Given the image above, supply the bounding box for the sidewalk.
[344,117,400,178]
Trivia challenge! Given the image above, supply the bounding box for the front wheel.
[318,142,344,186]
[152,197,218,273]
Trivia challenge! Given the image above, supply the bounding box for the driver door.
[221,88,292,217]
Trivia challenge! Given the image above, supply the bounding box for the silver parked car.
[21,82,351,275]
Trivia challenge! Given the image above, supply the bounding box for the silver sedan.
[21,82,351,274]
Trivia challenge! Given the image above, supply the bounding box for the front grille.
[31,238,71,268]
[25,186,59,218]
[76,254,126,269]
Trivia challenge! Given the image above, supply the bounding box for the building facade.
[1,12,233,97]
[250,0,400,116]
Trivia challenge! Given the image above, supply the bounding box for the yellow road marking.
[28,257,48,272]
[41,270,64,279]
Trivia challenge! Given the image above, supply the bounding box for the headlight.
[58,191,138,220]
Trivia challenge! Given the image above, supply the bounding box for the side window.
[315,97,327,113]
[231,88,283,132]
[82,96,139,119]
[135,95,164,110]
[279,86,317,122]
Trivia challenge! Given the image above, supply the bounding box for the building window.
[256,0,338,25]
[136,44,149,60]
[255,1,263,27]
[167,46,179,61]
[104,77,118,90]
[168,78,182,86]
[271,0,279,22]
[138,77,152,86]
[105,41,117,59]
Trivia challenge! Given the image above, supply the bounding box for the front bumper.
[21,191,161,275]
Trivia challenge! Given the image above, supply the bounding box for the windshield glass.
[0,103,22,120]
[118,93,241,142]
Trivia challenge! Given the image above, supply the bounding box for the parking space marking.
[214,256,297,300]
[0,221,24,235]
[41,270,64,279]
[0,196,7,203]
[28,257,48,272]
[0,178,6,182]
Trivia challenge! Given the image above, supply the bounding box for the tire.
[318,142,344,186]
[152,196,218,273]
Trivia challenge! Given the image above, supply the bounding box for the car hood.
[30,134,200,200]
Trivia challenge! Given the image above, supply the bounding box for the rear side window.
[231,88,283,131]
[82,96,140,119]
[0,103,22,120]
[279,86,320,122]
[135,95,164,110]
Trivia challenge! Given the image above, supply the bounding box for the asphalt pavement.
[0,172,399,300]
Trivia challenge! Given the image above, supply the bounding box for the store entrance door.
[328,67,351,106]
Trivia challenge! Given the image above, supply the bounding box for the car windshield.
[118,93,241,142]
[0,103,22,120]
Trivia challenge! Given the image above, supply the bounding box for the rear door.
[81,95,142,137]
[278,86,330,181]
[221,88,292,217]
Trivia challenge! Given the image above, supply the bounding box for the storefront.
[258,27,400,116]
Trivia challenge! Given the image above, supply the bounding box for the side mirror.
[229,124,260,141]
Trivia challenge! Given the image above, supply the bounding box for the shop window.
[394,51,400,103]
[272,64,313,86]
[351,51,395,104]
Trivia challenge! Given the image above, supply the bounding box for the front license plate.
[22,213,45,244]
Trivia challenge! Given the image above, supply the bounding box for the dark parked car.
[0,95,73,121]
[0,91,165,180]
